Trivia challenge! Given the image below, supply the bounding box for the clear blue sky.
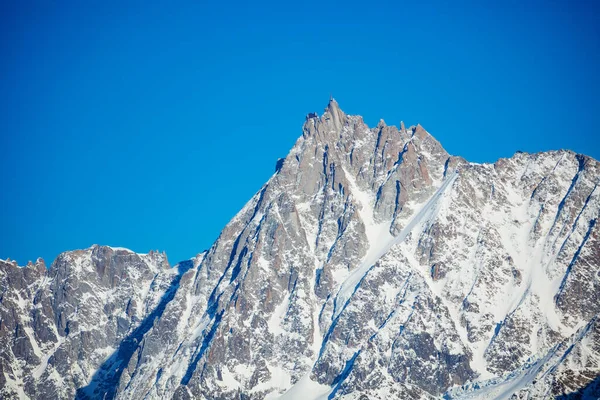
[1,1,598,266]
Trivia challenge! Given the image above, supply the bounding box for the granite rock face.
[1,100,599,399]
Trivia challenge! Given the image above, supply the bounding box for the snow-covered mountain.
[1,99,599,399]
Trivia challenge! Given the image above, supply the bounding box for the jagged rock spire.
[324,96,344,132]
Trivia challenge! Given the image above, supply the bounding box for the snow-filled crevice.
[180,310,224,386]
[555,218,597,305]
[553,183,597,260]
[550,155,585,231]
[327,350,361,400]
[331,169,458,321]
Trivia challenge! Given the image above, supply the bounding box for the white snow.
[268,292,290,335]
[277,374,331,400]
[31,335,65,379]
[216,365,241,389]
[449,351,554,400]
[253,363,292,397]
[333,169,458,319]
[2,371,30,399]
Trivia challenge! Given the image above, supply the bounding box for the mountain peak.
[325,96,339,111]
[2,101,599,400]
[322,97,345,132]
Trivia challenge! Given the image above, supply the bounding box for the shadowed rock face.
[1,100,599,399]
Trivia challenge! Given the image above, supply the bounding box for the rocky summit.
[1,99,599,399]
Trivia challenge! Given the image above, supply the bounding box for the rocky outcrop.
[0,247,172,399]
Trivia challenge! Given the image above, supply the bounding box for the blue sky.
[1,1,598,266]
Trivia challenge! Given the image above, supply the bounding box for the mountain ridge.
[1,100,599,399]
